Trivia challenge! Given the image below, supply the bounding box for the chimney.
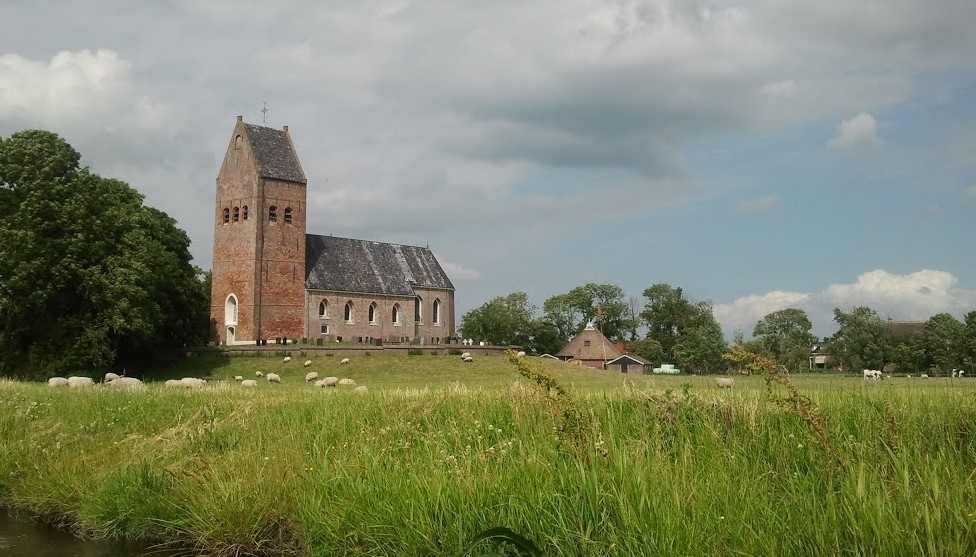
[236,115,243,123]
[283,125,289,132]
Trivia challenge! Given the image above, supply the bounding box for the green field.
[1,353,975,556]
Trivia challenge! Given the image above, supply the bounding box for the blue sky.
[2,0,974,338]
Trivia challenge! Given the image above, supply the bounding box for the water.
[0,509,160,557]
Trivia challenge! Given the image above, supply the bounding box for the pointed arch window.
[414,296,422,323]
[233,206,240,222]
[242,205,248,221]
[222,208,230,224]
[318,300,328,318]
[368,303,377,324]
[432,299,441,325]
[225,294,238,325]
[344,302,354,323]
[284,207,293,224]
[269,205,278,222]
[392,304,401,325]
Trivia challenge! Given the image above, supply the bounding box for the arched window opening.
[284,207,293,224]
[368,303,377,324]
[222,208,230,224]
[225,294,238,325]
[269,205,278,222]
[432,299,441,325]
[242,205,249,221]
[392,304,401,325]
[344,302,353,323]
[414,297,422,323]
[318,300,327,318]
[233,206,240,222]
[234,135,243,149]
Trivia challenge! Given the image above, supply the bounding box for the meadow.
[1,352,975,556]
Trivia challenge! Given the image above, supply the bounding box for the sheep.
[340,357,350,365]
[48,377,69,387]
[463,356,473,363]
[461,352,471,359]
[516,351,526,358]
[283,356,292,363]
[67,376,94,388]
[323,376,339,387]
[234,375,244,382]
[337,378,356,386]
[714,377,735,388]
[303,360,312,368]
[164,379,183,388]
[107,377,144,390]
[313,379,326,388]
[255,371,264,378]
[266,373,281,383]
[180,377,206,389]
[104,372,121,383]
[241,379,258,388]
[354,385,368,394]
[920,374,929,379]
[305,371,319,382]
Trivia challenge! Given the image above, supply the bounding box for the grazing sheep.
[107,377,145,390]
[67,376,94,389]
[266,373,281,383]
[305,372,319,382]
[354,385,368,394]
[463,356,473,363]
[164,379,183,388]
[323,376,339,387]
[283,356,292,363]
[180,377,206,389]
[340,357,350,365]
[234,375,244,382]
[516,351,526,358]
[920,374,929,379]
[714,377,735,388]
[241,379,258,388]
[337,378,356,386]
[303,360,312,368]
[461,352,471,359]
[104,372,121,383]
[313,379,325,388]
[255,371,264,378]
[48,377,69,387]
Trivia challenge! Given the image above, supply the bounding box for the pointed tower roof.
[556,322,622,362]
[242,122,307,184]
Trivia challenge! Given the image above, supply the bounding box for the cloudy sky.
[2,0,975,338]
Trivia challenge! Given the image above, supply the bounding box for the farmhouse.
[556,322,621,369]
[210,117,456,345]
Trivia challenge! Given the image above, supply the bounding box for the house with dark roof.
[210,117,455,345]
[555,322,621,369]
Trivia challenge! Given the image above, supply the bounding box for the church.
[210,116,456,345]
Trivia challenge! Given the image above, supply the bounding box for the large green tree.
[541,283,634,342]
[753,308,818,372]
[639,283,726,371]
[827,306,891,372]
[919,313,965,373]
[962,311,976,373]
[0,130,209,377]
[458,292,536,347]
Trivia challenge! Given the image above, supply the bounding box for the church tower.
[211,116,307,344]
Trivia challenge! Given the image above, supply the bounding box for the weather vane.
[261,101,268,123]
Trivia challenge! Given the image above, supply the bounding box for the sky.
[2,0,975,339]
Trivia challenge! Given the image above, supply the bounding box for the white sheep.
[323,376,339,387]
[283,356,292,363]
[305,371,319,382]
[516,351,526,358]
[107,377,144,390]
[104,372,121,383]
[340,357,350,365]
[303,360,312,368]
[180,377,206,389]
[463,356,473,363]
[337,377,356,386]
[241,379,258,388]
[461,352,471,359]
[255,371,264,378]
[354,385,368,394]
[714,377,735,388]
[48,377,69,387]
[67,376,94,388]
[920,374,929,379]
[313,379,326,388]
[234,375,244,382]
[164,379,183,388]
[266,373,281,383]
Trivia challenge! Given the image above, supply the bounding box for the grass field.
[1,352,975,556]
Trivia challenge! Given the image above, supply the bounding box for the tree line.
[0,130,210,379]
[460,285,976,375]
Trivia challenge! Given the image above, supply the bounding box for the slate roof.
[243,124,307,184]
[305,234,454,295]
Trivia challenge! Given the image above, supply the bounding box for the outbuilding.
[605,354,650,374]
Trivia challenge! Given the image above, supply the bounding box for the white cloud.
[716,269,976,338]
[734,194,780,213]
[436,257,482,281]
[828,112,879,148]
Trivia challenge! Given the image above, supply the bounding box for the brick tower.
[210,116,307,344]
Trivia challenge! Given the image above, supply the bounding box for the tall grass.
[1,359,975,556]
